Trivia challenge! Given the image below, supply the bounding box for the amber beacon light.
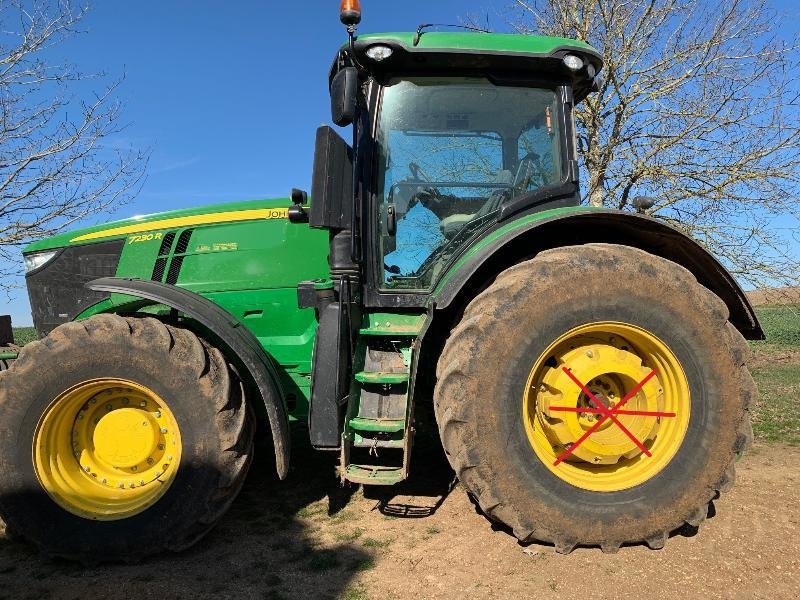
[340,0,362,26]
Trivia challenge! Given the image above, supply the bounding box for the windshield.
[377,77,563,290]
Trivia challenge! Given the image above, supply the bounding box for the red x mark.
[551,367,672,466]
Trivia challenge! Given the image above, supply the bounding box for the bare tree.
[0,0,146,284]
[473,0,800,290]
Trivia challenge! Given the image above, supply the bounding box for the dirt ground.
[0,434,797,600]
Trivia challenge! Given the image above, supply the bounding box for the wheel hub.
[523,323,691,492]
[93,408,160,468]
[33,379,182,520]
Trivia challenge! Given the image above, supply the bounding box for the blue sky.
[3,0,798,325]
[5,0,500,325]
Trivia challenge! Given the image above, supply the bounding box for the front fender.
[434,208,763,340]
[86,277,291,479]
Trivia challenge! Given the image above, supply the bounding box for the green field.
[10,327,37,346]
[751,304,800,348]
[10,307,800,445]
[750,305,800,445]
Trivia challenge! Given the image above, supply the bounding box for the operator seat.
[439,168,517,238]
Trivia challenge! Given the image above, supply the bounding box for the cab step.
[354,370,409,385]
[342,311,428,488]
[359,312,426,337]
[348,417,405,433]
[344,464,405,486]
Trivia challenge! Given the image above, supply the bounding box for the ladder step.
[345,464,405,486]
[353,437,404,449]
[348,417,405,433]
[354,370,409,384]
[359,312,426,336]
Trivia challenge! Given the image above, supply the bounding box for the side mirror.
[330,67,359,127]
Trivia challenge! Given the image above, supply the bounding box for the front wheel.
[435,244,754,553]
[0,315,254,562]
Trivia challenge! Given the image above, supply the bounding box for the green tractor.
[0,2,760,560]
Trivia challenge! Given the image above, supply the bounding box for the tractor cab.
[310,26,603,307]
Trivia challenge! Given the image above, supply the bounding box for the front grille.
[25,239,124,337]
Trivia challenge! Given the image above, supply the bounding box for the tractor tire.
[435,243,754,553]
[0,314,254,562]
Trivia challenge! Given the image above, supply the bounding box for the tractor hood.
[23,197,293,254]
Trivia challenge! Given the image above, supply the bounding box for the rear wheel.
[0,314,254,561]
[435,244,754,552]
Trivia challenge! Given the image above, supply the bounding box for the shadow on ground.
[0,425,371,600]
[0,411,460,600]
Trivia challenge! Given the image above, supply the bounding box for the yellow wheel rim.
[33,379,182,520]
[523,322,690,492]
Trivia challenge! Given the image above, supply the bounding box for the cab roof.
[357,31,600,60]
[338,31,603,101]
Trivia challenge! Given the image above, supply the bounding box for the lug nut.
[83,465,90,473]
[154,411,161,418]
[147,458,154,465]
[139,480,145,486]
[158,444,165,450]
[131,465,138,472]
[160,427,167,434]
[586,350,594,358]
[140,401,147,408]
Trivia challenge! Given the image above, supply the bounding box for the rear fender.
[434,209,763,340]
[86,277,291,479]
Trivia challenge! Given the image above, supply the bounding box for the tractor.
[0,0,760,560]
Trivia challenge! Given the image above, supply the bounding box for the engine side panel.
[29,199,330,420]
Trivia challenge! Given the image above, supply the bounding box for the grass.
[361,537,392,549]
[751,365,800,445]
[342,584,369,600]
[753,305,800,348]
[334,528,365,542]
[307,549,339,572]
[749,305,800,445]
[10,327,37,346]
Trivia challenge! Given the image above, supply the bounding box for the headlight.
[24,250,59,273]
[563,54,584,71]
[366,44,393,61]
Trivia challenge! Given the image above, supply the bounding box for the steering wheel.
[408,162,432,182]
